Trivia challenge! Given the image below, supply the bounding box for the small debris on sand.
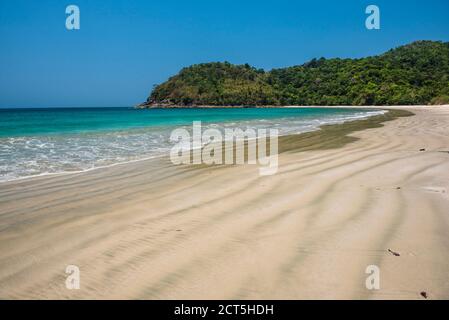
[420,291,428,299]
[396,187,401,190]
[419,148,426,152]
[388,248,400,257]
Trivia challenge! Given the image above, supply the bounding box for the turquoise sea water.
[0,107,384,182]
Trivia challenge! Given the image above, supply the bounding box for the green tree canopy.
[145,41,449,107]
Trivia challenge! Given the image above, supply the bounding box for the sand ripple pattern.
[0,106,449,299]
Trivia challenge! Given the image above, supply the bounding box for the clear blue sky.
[1,0,448,108]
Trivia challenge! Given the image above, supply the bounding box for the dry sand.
[0,105,448,299]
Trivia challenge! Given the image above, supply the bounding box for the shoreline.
[1,105,449,299]
[0,107,402,185]
[136,104,449,109]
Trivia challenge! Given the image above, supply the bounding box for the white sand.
[0,105,448,299]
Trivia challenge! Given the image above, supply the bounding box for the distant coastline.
[136,103,294,109]
[136,104,429,109]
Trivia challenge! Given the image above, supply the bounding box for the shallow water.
[0,107,385,182]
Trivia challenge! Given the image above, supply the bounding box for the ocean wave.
[0,109,385,183]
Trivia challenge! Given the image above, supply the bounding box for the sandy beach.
[0,105,448,300]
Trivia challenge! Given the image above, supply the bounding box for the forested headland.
[141,41,449,107]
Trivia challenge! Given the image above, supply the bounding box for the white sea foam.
[0,109,385,183]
